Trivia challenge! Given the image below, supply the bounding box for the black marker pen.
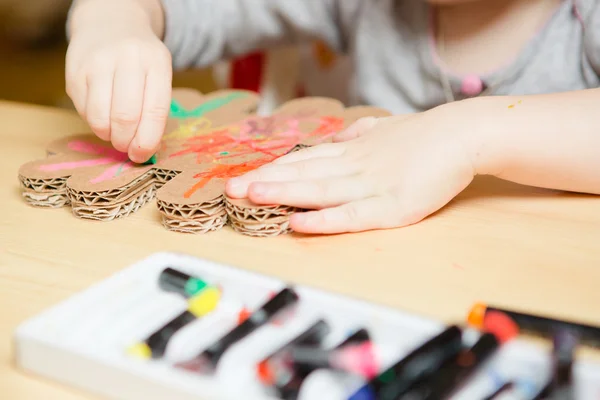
[532,329,577,400]
[158,267,210,298]
[257,319,331,386]
[469,302,600,348]
[406,332,500,400]
[347,325,463,400]
[176,287,299,372]
[277,328,371,400]
[144,310,197,358]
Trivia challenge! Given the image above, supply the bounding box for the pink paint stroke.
[90,161,134,184]
[68,140,128,159]
[40,140,129,172]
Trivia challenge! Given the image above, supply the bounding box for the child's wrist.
[69,0,153,38]
[437,97,513,178]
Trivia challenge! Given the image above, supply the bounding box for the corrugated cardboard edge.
[17,88,258,219]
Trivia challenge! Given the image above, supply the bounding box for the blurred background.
[0,0,217,109]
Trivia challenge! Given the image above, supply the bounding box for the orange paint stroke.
[174,114,345,198]
[170,115,344,165]
[183,157,275,199]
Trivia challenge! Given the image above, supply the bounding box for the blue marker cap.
[347,385,376,400]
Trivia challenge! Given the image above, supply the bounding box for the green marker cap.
[184,278,208,296]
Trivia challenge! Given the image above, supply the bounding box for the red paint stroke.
[171,114,343,165]
[172,113,344,197]
[183,157,275,199]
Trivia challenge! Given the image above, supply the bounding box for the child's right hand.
[66,12,172,163]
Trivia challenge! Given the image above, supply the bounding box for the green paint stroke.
[169,93,246,119]
[114,163,126,177]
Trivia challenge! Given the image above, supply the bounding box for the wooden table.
[2,100,600,399]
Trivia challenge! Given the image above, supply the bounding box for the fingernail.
[290,213,314,231]
[128,150,146,164]
[226,178,245,197]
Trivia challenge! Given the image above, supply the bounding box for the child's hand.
[66,7,172,163]
[226,108,477,234]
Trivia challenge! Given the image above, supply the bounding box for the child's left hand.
[225,107,478,234]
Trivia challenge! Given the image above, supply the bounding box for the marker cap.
[188,286,221,317]
[468,302,487,329]
[127,342,152,359]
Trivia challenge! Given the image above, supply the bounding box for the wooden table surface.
[2,100,600,399]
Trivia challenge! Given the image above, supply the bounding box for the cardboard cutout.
[19,88,390,236]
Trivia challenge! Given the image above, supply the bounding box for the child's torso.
[346,0,600,113]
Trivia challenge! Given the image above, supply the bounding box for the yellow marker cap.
[467,302,487,329]
[188,286,221,317]
[127,342,152,359]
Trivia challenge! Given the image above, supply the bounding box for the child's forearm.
[68,0,165,39]
[453,89,600,194]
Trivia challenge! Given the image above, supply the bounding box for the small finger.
[333,116,379,142]
[129,67,172,163]
[289,196,397,234]
[273,142,345,164]
[226,157,357,198]
[85,72,114,141]
[110,61,145,153]
[247,177,374,209]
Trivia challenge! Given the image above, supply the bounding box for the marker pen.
[257,319,331,386]
[408,332,501,400]
[128,268,221,359]
[176,287,299,372]
[159,267,211,297]
[287,342,380,379]
[277,328,371,400]
[532,329,577,400]
[468,302,600,347]
[347,325,463,400]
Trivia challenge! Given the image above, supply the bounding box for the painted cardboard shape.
[18,88,390,236]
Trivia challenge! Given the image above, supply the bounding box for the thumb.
[333,116,380,142]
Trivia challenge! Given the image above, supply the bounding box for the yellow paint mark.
[164,117,214,140]
[188,286,221,317]
[127,342,152,359]
[518,100,522,104]
[508,104,515,109]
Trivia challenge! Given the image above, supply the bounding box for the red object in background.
[296,84,306,98]
[229,52,265,93]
